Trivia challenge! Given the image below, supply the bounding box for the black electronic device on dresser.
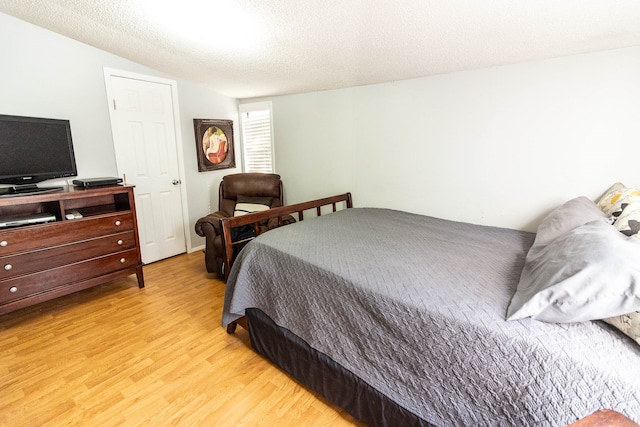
[72,177,123,188]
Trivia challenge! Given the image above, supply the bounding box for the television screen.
[0,114,77,188]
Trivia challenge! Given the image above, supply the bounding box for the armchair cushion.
[233,195,273,216]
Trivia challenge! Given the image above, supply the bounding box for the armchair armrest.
[195,210,233,275]
[195,211,228,237]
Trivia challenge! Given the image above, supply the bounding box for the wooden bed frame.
[218,191,639,427]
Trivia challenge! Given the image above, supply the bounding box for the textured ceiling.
[2,0,640,98]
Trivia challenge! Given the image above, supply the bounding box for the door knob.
[172,179,181,185]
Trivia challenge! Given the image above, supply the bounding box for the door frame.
[103,67,193,254]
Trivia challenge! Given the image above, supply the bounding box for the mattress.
[223,208,640,426]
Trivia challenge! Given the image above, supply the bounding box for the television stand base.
[0,185,64,197]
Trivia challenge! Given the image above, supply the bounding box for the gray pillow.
[532,196,611,247]
[507,220,640,323]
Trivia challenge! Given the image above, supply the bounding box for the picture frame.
[193,118,236,172]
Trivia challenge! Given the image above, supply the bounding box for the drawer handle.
[120,258,126,264]
[0,240,7,247]
[4,264,12,271]
[117,239,124,245]
[115,220,122,226]
[9,286,17,293]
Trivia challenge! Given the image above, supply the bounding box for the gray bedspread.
[222,208,640,426]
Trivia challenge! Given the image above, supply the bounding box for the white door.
[106,73,187,264]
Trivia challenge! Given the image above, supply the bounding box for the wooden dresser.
[0,185,144,315]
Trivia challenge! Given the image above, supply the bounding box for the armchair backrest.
[218,173,284,216]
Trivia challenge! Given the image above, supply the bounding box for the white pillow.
[532,196,610,247]
[507,220,640,323]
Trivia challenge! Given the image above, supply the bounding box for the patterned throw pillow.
[597,182,640,218]
[604,311,640,346]
[614,201,640,239]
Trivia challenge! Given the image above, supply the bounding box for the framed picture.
[193,119,236,172]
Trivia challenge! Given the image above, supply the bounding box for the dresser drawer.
[0,249,139,304]
[0,212,134,256]
[0,231,136,280]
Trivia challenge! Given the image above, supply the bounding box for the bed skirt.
[246,308,433,427]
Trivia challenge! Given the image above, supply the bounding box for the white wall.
[265,46,640,231]
[0,12,240,251]
[4,10,640,240]
[176,80,241,249]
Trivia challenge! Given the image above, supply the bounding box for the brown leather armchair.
[195,173,293,276]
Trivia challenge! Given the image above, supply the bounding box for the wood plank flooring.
[0,252,365,426]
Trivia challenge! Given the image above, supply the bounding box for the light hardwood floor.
[0,252,365,426]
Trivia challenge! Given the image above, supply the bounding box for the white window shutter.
[240,102,274,173]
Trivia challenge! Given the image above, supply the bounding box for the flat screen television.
[0,114,77,196]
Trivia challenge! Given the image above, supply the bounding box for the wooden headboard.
[219,192,353,281]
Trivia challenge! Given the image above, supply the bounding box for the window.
[239,101,274,173]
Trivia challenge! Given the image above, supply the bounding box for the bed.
[220,192,640,427]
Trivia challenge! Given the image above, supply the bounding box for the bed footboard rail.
[220,192,353,281]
